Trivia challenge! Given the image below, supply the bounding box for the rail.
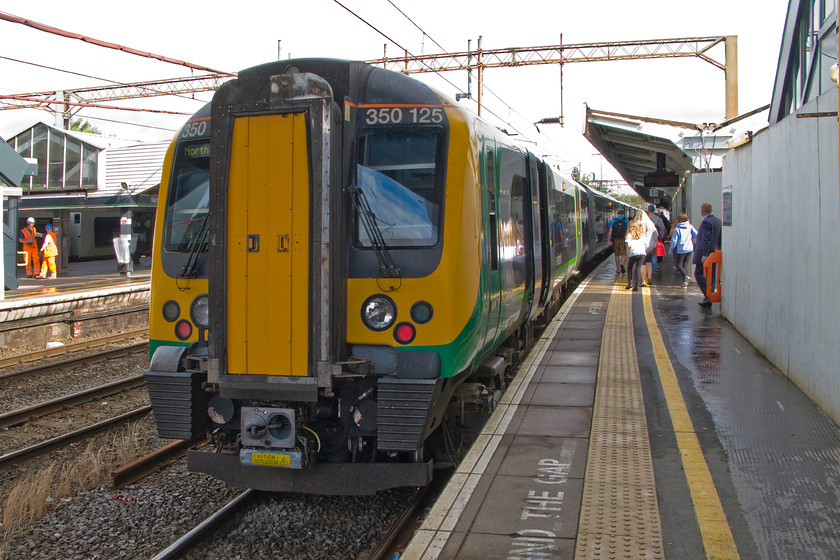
[0,374,146,428]
[150,490,255,560]
[0,341,148,381]
[0,406,152,467]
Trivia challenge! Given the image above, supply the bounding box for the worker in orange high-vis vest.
[38,224,58,279]
[18,217,41,278]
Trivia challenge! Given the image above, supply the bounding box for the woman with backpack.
[669,213,697,287]
[608,209,629,274]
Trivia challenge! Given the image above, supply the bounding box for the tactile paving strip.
[575,283,665,560]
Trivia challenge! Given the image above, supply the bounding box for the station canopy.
[584,106,697,209]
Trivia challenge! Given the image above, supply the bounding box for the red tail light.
[393,322,416,344]
[175,319,193,341]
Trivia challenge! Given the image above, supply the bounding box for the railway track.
[150,490,256,560]
[367,486,431,560]
[148,485,428,560]
[0,375,146,429]
[0,405,152,468]
[0,328,148,382]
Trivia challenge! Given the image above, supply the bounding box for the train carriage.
[144,59,628,495]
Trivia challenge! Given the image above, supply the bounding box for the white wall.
[722,87,840,423]
[686,171,723,226]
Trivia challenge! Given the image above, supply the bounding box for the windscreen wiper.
[349,183,400,279]
[179,214,209,279]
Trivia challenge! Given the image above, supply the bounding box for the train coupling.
[238,407,311,469]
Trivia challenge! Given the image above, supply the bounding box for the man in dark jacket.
[693,202,722,308]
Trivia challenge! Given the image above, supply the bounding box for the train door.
[497,147,529,335]
[481,143,501,347]
[537,161,551,308]
[69,212,82,258]
[575,185,586,266]
[226,113,310,377]
[526,154,543,320]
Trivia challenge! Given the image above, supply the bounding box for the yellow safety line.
[642,287,740,560]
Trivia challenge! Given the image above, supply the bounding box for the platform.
[404,260,840,559]
[5,257,150,299]
[0,258,149,322]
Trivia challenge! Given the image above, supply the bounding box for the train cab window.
[354,128,443,248]
[163,140,210,252]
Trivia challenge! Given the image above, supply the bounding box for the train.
[143,59,633,495]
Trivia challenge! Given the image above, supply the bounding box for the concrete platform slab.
[523,382,594,407]
[496,436,588,480]
[468,474,584,538]
[543,350,600,367]
[548,337,602,352]
[443,533,576,560]
[535,364,597,385]
[511,405,593,438]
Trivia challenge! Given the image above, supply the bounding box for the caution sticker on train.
[251,453,291,467]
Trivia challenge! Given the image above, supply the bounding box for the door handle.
[247,234,260,252]
[277,234,289,253]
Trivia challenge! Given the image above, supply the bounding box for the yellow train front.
[144,59,591,495]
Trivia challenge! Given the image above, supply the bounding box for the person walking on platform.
[645,204,666,277]
[637,209,658,287]
[18,217,42,278]
[669,213,697,287]
[607,208,629,274]
[694,202,722,308]
[625,213,648,291]
[37,224,58,279]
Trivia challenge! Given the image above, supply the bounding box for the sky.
[0,0,791,191]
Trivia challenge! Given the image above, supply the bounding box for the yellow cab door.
[226,112,310,376]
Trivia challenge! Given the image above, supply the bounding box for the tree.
[69,119,101,134]
[613,193,644,207]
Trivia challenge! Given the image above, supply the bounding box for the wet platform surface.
[404,260,840,559]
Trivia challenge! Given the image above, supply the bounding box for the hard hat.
[45,224,53,230]
[26,217,34,223]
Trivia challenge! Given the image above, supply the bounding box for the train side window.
[499,148,528,285]
[486,147,498,271]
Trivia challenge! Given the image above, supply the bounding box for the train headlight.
[361,295,396,331]
[190,294,209,329]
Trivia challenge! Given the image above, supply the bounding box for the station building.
[2,121,167,288]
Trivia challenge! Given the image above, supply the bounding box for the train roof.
[230,58,446,110]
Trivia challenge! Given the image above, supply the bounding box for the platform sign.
[722,185,732,226]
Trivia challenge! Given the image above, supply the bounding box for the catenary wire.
[331,0,534,142]
[68,114,180,133]
[0,54,214,104]
[0,11,235,76]
[373,1,568,155]
[385,0,447,53]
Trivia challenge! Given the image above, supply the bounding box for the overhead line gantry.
[367,36,738,121]
[1,37,737,130]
